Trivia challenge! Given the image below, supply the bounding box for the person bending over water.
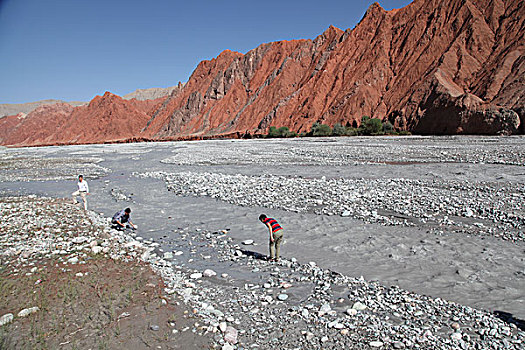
[259,214,283,262]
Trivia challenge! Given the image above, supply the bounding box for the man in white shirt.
[72,174,90,210]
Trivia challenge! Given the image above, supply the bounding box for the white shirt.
[77,180,89,193]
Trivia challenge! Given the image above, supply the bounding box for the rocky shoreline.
[0,154,108,182]
[1,195,523,349]
[0,196,210,349]
[155,227,525,349]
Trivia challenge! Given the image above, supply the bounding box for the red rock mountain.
[0,94,161,146]
[1,0,523,146]
[0,104,74,146]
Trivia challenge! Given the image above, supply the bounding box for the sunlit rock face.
[2,0,523,146]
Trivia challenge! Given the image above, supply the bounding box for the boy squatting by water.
[111,207,137,230]
[72,175,89,210]
[259,214,283,261]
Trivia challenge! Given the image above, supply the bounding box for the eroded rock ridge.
[1,0,523,146]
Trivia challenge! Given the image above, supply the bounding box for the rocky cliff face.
[48,92,160,145]
[143,0,523,138]
[1,0,523,146]
[0,103,74,146]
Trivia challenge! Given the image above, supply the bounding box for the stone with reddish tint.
[224,326,238,344]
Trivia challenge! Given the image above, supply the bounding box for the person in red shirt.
[259,214,284,262]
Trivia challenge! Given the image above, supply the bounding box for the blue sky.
[0,0,412,104]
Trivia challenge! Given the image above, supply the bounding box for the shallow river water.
[1,136,524,320]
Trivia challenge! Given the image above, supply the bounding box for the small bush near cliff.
[281,127,298,137]
[277,127,289,137]
[359,117,383,135]
[345,127,359,136]
[332,123,346,136]
[382,121,394,133]
[266,126,296,138]
[311,122,333,136]
[267,126,279,138]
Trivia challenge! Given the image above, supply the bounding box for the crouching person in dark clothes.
[259,214,283,262]
[111,208,137,230]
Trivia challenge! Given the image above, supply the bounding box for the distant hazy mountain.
[0,84,184,118]
[123,83,185,101]
[0,100,86,118]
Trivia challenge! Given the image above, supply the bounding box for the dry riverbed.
[0,136,524,349]
[1,195,524,349]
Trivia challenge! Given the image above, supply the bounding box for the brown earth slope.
[48,92,161,145]
[0,104,75,146]
[1,0,523,147]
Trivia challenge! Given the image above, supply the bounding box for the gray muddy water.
[1,136,524,320]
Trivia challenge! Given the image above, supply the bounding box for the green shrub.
[308,122,319,136]
[345,127,359,136]
[266,126,297,138]
[332,123,346,136]
[267,126,279,138]
[382,121,394,133]
[311,122,332,136]
[359,117,383,135]
[367,118,383,134]
[277,126,290,137]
